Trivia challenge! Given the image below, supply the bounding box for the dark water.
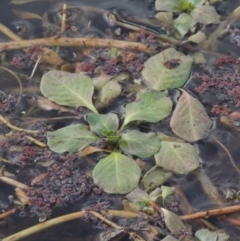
[1,0,240,240]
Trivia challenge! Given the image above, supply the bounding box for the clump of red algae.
[18,154,104,219]
[76,48,149,78]
[193,55,240,115]
[0,93,17,113]
[211,104,231,116]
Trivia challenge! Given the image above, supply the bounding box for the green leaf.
[195,229,218,241]
[174,13,197,38]
[170,89,212,142]
[92,74,112,90]
[92,152,141,194]
[120,130,161,158]
[191,5,220,24]
[148,188,162,202]
[47,124,97,153]
[140,166,173,191]
[121,90,172,129]
[161,208,187,234]
[126,187,149,203]
[142,48,193,90]
[188,0,205,7]
[161,235,179,241]
[161,186,175,204]
[40,70,97,113]
[99,80,121,105]
[88,113,119,137]
[155,0,181,12]
[155,141,200,175]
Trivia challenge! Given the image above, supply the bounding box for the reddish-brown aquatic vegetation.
[211,104,231,116]
[193,58,240,114]
[0,93,17,113]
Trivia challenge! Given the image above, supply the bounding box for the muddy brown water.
[1,0,240,240]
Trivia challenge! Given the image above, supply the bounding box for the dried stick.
[89,211,146,240]
[220,216,240,227]
[193,169,225,205]
[25,135,47,148]
[179,204,240,221]
[0,66,22,106]
[2,210,146,241]
[212,136,240,176]
[2,211,85,241]
[149,200,161,213]
[0,37,155,53]
[89,211,120,229]
[106,11,179,46]
[0,23,62,65]
[60,2,67,34]
[0,176,28,189]
[203,6,240,51]
[0,114,38,134]
[175,186,195,215]
[0,208,17,220]
[102,210,141,219]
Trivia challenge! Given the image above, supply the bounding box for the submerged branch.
[212,136,240,176]
[0,208,17,220]
[2,211,85,241]
[0,23,62,65]
[25,136,47,148]
[0,176,28,189]
[2,210,146,241]
[0,114,38,134]
[0,37,156,53]
[194,168,225,205]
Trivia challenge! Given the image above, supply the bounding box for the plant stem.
[0,208,17,220]
[0,66,22,106]
[25,136,47,148]
[179,205,240,221]
[0,176,28,189]
[0,37,156,53]
[2,211,85,241]
[107,135,120,144]
[0,114,38,134]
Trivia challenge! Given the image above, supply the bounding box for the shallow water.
[1,0,240,240]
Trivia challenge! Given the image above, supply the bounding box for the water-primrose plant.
[40,70,173,194]
[40,46,213,194]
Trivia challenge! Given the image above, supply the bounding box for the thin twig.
[60,2,67,34]
[89,211,121,229]
[2,210,145,241]
[25,135,47,148]
[29,56,41,79]
[203,6,240,51]
[220,216,240,227]
[0,208,17,220]
[212,136,240,175]
[149,201,161,213]
[0,176,28,189]
[0,37,155,53]
[2,211,85,241]
[106,11,179,46]
[0,66,22,106]
[102,210,141,219]
[194,169,225,205]
[0,23,62,65]
[179,205,240,221]
[0,114,38,134]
